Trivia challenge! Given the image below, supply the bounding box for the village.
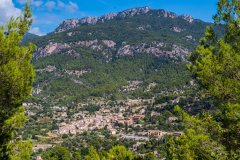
[25,95,182,146]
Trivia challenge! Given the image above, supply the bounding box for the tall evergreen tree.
[0,2,35,160]
[167,0,240,159]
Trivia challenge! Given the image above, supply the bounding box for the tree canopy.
[0,3,35,160]
[167,0,240,159]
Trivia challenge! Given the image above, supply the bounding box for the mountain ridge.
[55,6,196,33]
[28,6,220,60]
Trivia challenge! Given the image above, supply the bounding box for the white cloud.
[57,0,79,12]
[17,0,78,12]
[66,1,79,12]
[17,0,43,7]
[45,1,56,10]
[45,0,78,12]
[0,0,21,25]
[32,0,44,7]
[29,27,44,36]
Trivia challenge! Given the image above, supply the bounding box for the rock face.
[179,15,194,23]
[55,7,150,32]
[117,42,190,60]
[171,27,185,32]
[118,7,150,17]
[34,42,71,58]
[36,65,56,73]
[102,40,116,48]
[158,10,177,18]
[55,7,195,32]
[34,40,117,58]
[34,39,190,60]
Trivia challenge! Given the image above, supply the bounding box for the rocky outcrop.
[74,39,116,51]
[171,27,185,32]
[34,40,116,58]
[102,40,116,48]
[185,35,196,41]
[118,7,150,17]
[158,10,177,18]
[75,40,98,48]
[65,49,80,57]
[117,45,134,56]
[34,42,71,58]
[36,65,56,73]
[34,39,189,60]
[102,13,118,21]
[55,7,151,32]
[64,69,90,77]
[55,7,196,33]
[117,42,190,60]
[180,15,194,23]
[56,19,80,32]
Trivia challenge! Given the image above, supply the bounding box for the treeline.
[41,145,156,160]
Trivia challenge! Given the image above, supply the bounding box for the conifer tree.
[167,0,240,159]
[0,2,35,159]
[85,146,101,160]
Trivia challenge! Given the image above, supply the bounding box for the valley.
[22,6,221,159]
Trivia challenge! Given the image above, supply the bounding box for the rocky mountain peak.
[118,6,151,17]
[158,9,177,18]
[55,7,152,33]
[179,15,194,23]
[54,6,196,33]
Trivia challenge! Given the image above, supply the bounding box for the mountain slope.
[22,32,39,42]
[28,7,222,60]
[23,8,221,145]
[22,7,225,107]
[25,7,216,104]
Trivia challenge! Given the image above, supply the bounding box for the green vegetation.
[167,0,240,159]
[31,52,190,106]
[14,1,237,159]
[42,146,71,160]
[80,105,100,114]
[0,3,35,160]
[42,144,141,160]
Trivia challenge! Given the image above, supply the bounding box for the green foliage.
[42,146,71,160]
[73,151,81,160]
[84,146,100,160]
[80,105,100,114]
[0,2,35,160]
[8,140,32,160]
[168,0,240,159]
[167,106,227,160]
[107,145,134,160]
[31,52,190,106]
[144,152,156,160]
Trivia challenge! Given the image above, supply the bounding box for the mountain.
[22,32,39,42]
[28,7,222,60]
[23,6,224,110]
[55,7,195,33]
[23,7,222,156]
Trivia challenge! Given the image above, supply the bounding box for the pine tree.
[85,146,101,160]
[42,146,71,160]
[167,0,240,159]
[107,145,134,160]
[0,2,35,160]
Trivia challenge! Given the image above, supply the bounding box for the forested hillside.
[21,6,228,160]
[24,7,223,106]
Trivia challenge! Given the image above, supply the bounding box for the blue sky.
[1,0,219,35]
